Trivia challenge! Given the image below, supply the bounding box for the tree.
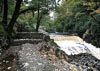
[32,0,56,32]
[1,0,22,49]
[54,0,100,47]
[13,0,57,32]
[1,0,57,49]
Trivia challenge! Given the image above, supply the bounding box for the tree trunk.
[7,0,22,34]
[36,15,42,32]
[35,8,43,32]
[1,0,22,50]
[1,0,9,49]
[2,0,8,30]
[6,0,22,49]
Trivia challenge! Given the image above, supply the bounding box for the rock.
[69,65,79,71]
[87,68,93,71]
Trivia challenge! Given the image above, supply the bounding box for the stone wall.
[0,32,50,46]
[13,32,46,39]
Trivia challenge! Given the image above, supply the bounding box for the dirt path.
[16,43,57,71]
[16,43,74,71]
[0,43,71,71]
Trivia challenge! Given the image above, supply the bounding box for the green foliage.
[41,16,55,32]
[54,0,100,35]
[16,12,36,32]
[15,0,57,32]
[47,0,100,47]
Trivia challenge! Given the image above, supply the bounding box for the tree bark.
[2,0,8,30]
[1,0,22,49]
[1,0,8,49]
[35,8,43,32]
[7,0,22,34]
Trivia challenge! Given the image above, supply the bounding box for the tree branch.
[90,14,100,24]
[19,6,37,15]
